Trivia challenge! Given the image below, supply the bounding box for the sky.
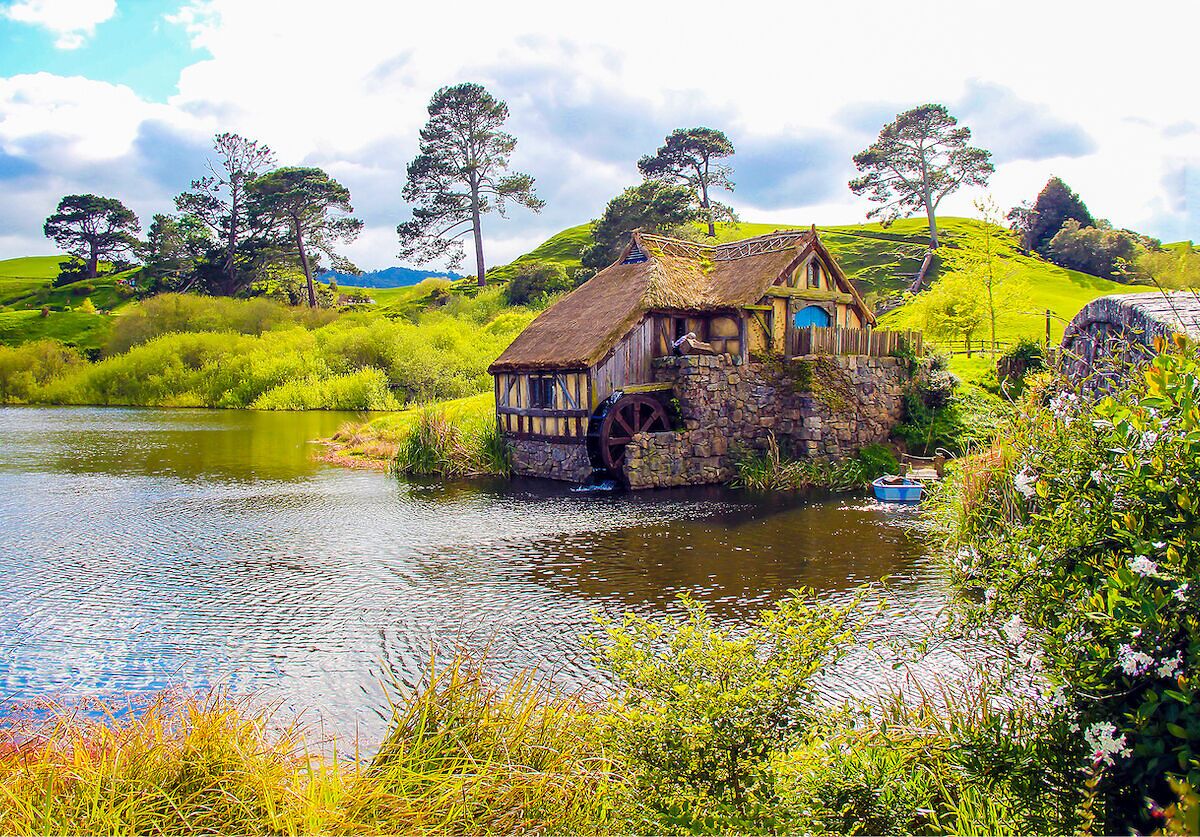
[0,0,1196,271]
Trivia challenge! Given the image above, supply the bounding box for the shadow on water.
[0,407,976,745]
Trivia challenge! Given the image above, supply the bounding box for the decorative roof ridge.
[636,227,815,262]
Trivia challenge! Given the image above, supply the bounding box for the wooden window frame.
[807,260,822,289]
[528,374,557,409]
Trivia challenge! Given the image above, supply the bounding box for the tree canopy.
[638,127,735,237]
[849,104,993,250]
[175,133,276,296]
[248,167,362,307]
[43,194,141,280]
[581,181,700,272]
[397,82,544,286]
[1007,176,1094,255]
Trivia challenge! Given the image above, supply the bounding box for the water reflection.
[0,407,974,745]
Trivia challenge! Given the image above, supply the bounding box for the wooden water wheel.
[592,393,671,472]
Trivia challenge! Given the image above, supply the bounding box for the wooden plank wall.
[591,316,657,407]
[494,370,590,440]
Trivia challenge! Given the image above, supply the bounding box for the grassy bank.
[0,589,1112,836]
[321,393,505,476]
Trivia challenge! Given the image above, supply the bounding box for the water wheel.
[589,393,671,473]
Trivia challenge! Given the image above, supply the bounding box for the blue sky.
[1,0,1196,269]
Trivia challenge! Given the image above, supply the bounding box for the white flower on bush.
[1001,613,1027,645]
[1014,466,1038,498]
[1128,555,1160,577]
[984,587,998,606]
[1176,582,1190,602]
[1084,721,1132,767]
[1157,652,1183,679]
[1049,391,1081,424]
[1090,468,1106,485]
[1139,430,1159,450]
[1117,644,1155,676]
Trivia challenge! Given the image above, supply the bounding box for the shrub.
[586,589,869,832]
[0,340,85,403]
[77,297,96,314]
[857,442,899,478]
[504,260,572,306]
[930,344,1200,831]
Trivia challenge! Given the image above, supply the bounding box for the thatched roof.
[489,228,872,372]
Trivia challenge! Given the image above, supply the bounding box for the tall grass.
[395,405,510,477]
[0,661,612,835]
[731,433,883,491]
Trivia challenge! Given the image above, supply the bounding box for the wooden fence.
[789,326,924,358]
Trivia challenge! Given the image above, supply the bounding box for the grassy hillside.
[0,256,133,312]
[484,223,593,284]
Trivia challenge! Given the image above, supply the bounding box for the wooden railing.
[789,326,923,358]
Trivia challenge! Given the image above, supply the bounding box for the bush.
[0,340,85,403]
[930,344,1200,832]
[586,590,869,832]
[857,442,899,478]
[394,404,510,477]
[503,260,572,306]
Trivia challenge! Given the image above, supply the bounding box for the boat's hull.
[872,477,923,503]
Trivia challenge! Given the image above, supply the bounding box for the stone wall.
[623,353,914,489]
[1062,292,1200,394]
[509,437,594,483]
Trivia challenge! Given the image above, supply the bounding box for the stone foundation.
[509,437,593,483]
[623,353,915,489]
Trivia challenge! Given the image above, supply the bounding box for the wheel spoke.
[615,411,634,436]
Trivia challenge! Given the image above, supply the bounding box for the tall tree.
[1007,176,1094,255]
[849,104,993,251]
[397,83,544,286]
[43,194,141,279]
[175,133,276,295]
[580,181,699,272]
[638,127,735,237]
[247,167,363,307]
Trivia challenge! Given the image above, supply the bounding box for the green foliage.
[849,104,993,249]
[24,300,531,409]
[1049,218,1146,281]
[586,589,868,831]
[394,403,510,477]
[43,194,141,279]
[731,434,875,492]
[893,382,1005,456]
[503,259,572,306]
[580,181,699,272]
[638,127,735,237]
[857,443,899,478]
[0,339,85,403]
[1134,243,1200,289]
[1008,176,1094,255]
[930,347,1200,832]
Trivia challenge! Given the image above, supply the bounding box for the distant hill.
[319,266,461,288]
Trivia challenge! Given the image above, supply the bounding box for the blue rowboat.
[872,475,923,503]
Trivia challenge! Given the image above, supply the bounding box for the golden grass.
[0,659,614,835]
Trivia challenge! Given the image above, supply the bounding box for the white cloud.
[3,0,116,49]
[0,0,1197,265]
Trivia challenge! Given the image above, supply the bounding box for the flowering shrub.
[933,343,1200,831]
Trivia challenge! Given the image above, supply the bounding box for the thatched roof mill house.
[488,229,922,486]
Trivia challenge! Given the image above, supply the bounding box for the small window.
[807,261,822,289]
[674,317,688,341]
[529,375,557,409]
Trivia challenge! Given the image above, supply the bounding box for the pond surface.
[0,407,981,744]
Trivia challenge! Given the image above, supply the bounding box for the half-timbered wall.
[494,369,590,440]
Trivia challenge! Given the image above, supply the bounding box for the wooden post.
[1045,309,1052,346]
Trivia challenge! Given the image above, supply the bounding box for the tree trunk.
[225,184,239,293]
[294,217,316,308]
[87,241,98,279]
[923,190,940,250]
[471,189,486,286]
[700,181,715,237]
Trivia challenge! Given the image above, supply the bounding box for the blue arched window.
[793,305,832,328]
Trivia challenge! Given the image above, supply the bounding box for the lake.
[0,406,983,744]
